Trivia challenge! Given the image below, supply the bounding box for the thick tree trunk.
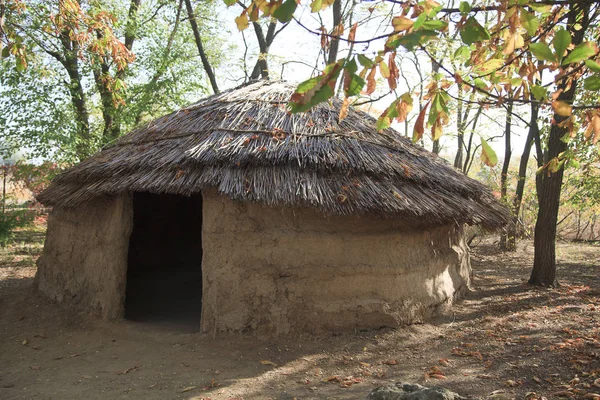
[530,2,590,287]
[500,102,513,250]
[185,0,219,93]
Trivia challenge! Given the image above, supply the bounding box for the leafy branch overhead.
[227,0,600,167]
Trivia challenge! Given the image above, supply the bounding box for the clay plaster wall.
[201,190,471,335]
[36,194,133,318]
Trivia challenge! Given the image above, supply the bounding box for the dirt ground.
[1,225,599,400]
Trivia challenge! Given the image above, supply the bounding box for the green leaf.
[427,5,443,18]
[223,0,236,6]
[421,19,447,31]
[529,42,555,62]
[480,137,498,167]
[344,74,365,97]
[1,46,9,58]
[520,10,539,36]
[394,31,437,51]
[529,4,552,14]
[413,13,427,31]
[552,29,571,63]
[357,54,374,68]
[473,78,488,89]
[454,45,470,59]
[585,59,600,73]
[562,42,598,65]
[377,100,400,131]
[531,85,548,101]
[459,1,471,14]
[15,56,26,73]
[460,17,491,45]
[310,0,323,13]
[584,75,600,91]
[289,61,343,113]
[345,58,358,75]
[272,0,297,23]
[567,158,581,169]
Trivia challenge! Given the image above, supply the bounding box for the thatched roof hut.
[36,80,509,335]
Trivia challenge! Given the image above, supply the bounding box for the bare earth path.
[1,226,599,400]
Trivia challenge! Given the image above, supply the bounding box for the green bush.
[0,208,36,246]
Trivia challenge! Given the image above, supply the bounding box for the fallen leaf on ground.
[117,366,139,375]
[179,386,197,393]
[260,360,277,366]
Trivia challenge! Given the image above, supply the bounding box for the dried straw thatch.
[38,80,509,228]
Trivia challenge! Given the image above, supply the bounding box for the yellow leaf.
[339,97,349,121]
[503,34,515,55]
[379,61,390,78]
[592,115,600,144]
[480,137,498,167]
[552,100,572,117]
[260,360,278,366]
[392,16,414,32]
[431,119,443,141]
[235,13,249,31]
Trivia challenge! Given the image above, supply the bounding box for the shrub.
[0,207,37,246]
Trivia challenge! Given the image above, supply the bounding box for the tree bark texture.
[530,2,590,286]
[500,101,513,250]
[327,0,342,65]
[250,21,276,80]
[508,101,539,250]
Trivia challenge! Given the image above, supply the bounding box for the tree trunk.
[431,58,440,154]
[94,0,141,143]
[462,105,483,174]
[59,35,90,159]
[454,97,464,168]
[500,101,513,250]
[508,101,539,250]
[530,2,590,287]
[327,0,342,65]
[185,0,219,93]
[250,21,276,80]
[132,0,183,125]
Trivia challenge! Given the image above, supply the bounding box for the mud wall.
[201,190,471,335]
[36,194,133,319]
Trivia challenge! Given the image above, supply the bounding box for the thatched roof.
[38,80,509,228]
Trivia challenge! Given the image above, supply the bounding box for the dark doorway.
[125,192,203,332]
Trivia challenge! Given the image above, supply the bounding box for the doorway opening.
[125,192,203,332]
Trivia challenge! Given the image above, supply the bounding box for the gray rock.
[367,383,469,400]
